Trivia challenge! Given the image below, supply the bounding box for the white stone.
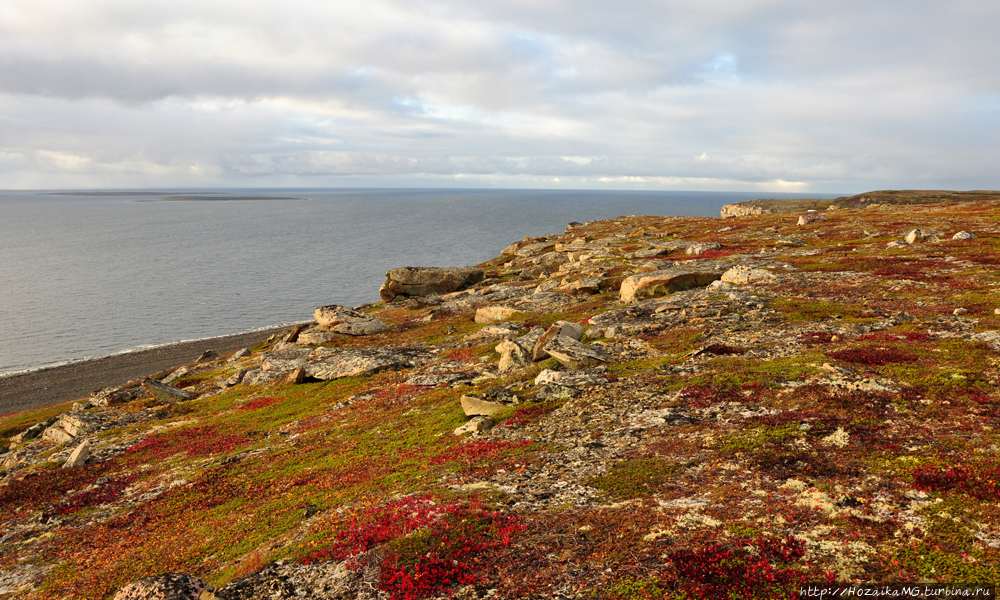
[474,306,520,324]
[953,230,976,240]
[63,440,90,468]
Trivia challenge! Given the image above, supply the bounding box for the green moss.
[588,458,681,499]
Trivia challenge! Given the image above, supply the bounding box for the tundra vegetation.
[3,190,1000,599]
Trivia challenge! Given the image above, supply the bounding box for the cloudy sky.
[1,0,997,192]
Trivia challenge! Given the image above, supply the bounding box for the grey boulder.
[379,266,484,302]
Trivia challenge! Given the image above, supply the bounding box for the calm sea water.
[0,188,838,376]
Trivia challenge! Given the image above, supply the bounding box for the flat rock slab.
[260,348,311,372]
[314,305,389,336]
[460,394,507,416]
[380,266,484,302]
[306,346,430,380]
[543,336,610,370]
[141,378,192,403]
[620,268,724,303]
[474,306,520,324]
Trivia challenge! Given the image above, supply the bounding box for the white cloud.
[0,0,998,191]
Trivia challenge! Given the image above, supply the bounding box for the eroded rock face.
[379,267,484,302]
[113,573,217,600]
[619,268,723,303]
[313,305,389,336]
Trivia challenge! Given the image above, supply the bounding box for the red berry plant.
[302,494,524,600]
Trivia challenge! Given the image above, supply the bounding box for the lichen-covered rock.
[797,212,827,225]
[496,326,545,371]
[474,306,520,324]
[619,268,723,303]
[141,378,192,403]
[260,348,311,373]
[533,321,585,361]
[379,266,484,302]
[542,337,610,369]
[112,573,217,600]
[306,347,428,380]
[721,265,775,286]
[313,305,389,336]
[63,439,90,468]
[460,394,506,417]
[953,230,976,240]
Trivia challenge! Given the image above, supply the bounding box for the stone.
[953,230,977,240]
[954,308,969,316]
[260,348,311,372]
[535,384,581,402]
[904,228,944,244]
[454,416,495,436]
[634,248,673,258]
[496,327,545,371]
[113,573,218,600]
[797,212,827,225]
[561,277,603,295]
[306,347,427,381]
[533,321,585,361]
[474,306,520,324]
[224,370,248,387]
[534,369,562,385]
[63,439,90,468]
[515,242,556,257]
[379,266,484,302]
[542,337,610,370]
[42,426,75,444]
[467,322,526,341]
[721,265,775,286]
[227,348,251,362]
[460,395,506,416]
[285,367,306,384]
[141,378,193,403]
[162,366,189,384]
[619,269,724,303]
[886,240,906,248]
[91,384,145,407]
[314,305,389,335]
[685,242,722,256]
[196,350,218,363]
[774,237,806,247]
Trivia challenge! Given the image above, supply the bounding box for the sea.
[0,188,840,377]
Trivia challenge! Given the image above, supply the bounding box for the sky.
[0,0,997,193]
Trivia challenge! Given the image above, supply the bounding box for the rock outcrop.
[379,266,484,302]
[313,305,389,336]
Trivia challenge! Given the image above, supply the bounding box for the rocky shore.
[3,190,1000,599]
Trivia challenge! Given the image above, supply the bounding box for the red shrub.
[302,495,524,600]
[912,461,1000,500]
[239,397,282,411]
[681,385,746,408]
[664,534,819,599]
[126,424,251,460]
[427,439,531,465]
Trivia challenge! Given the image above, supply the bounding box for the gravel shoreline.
[0,324,307,414]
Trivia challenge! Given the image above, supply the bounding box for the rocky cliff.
[3,193,1000,598]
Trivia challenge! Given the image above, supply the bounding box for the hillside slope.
[3,196,1000,599]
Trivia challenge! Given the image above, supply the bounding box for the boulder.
[379,267,484,302]
[634,248,673,259]
[686,242,722,256]
[162,366,189,384]
[496,327,545,371]
[953,231,977,240]
[91,383,144,407]
[466,322,526,341]
[113,573,218,600]
[285,367,307,384]
[314,305,389,336]
[515,242,556,257]
[721,266,775,286]
[774,237,806,247]
[227,348,251,363]
[474,306,520,324]
[619,269,723,303]
[904,229,944,244]
[260,348,311,373]
[797,212,827,225]
[561,277,603,295]
[532,321,585,361]
[460,394,507,417]
[542,337,610,370]
[454,416,495,436]
[141,378,193,403]
[63,440,90,468]
[42,426,75,445]
[196,350,218,363]
[306,347,428,380]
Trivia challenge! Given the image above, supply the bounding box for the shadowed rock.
[141,378,192,403]
[543,337,610,369]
